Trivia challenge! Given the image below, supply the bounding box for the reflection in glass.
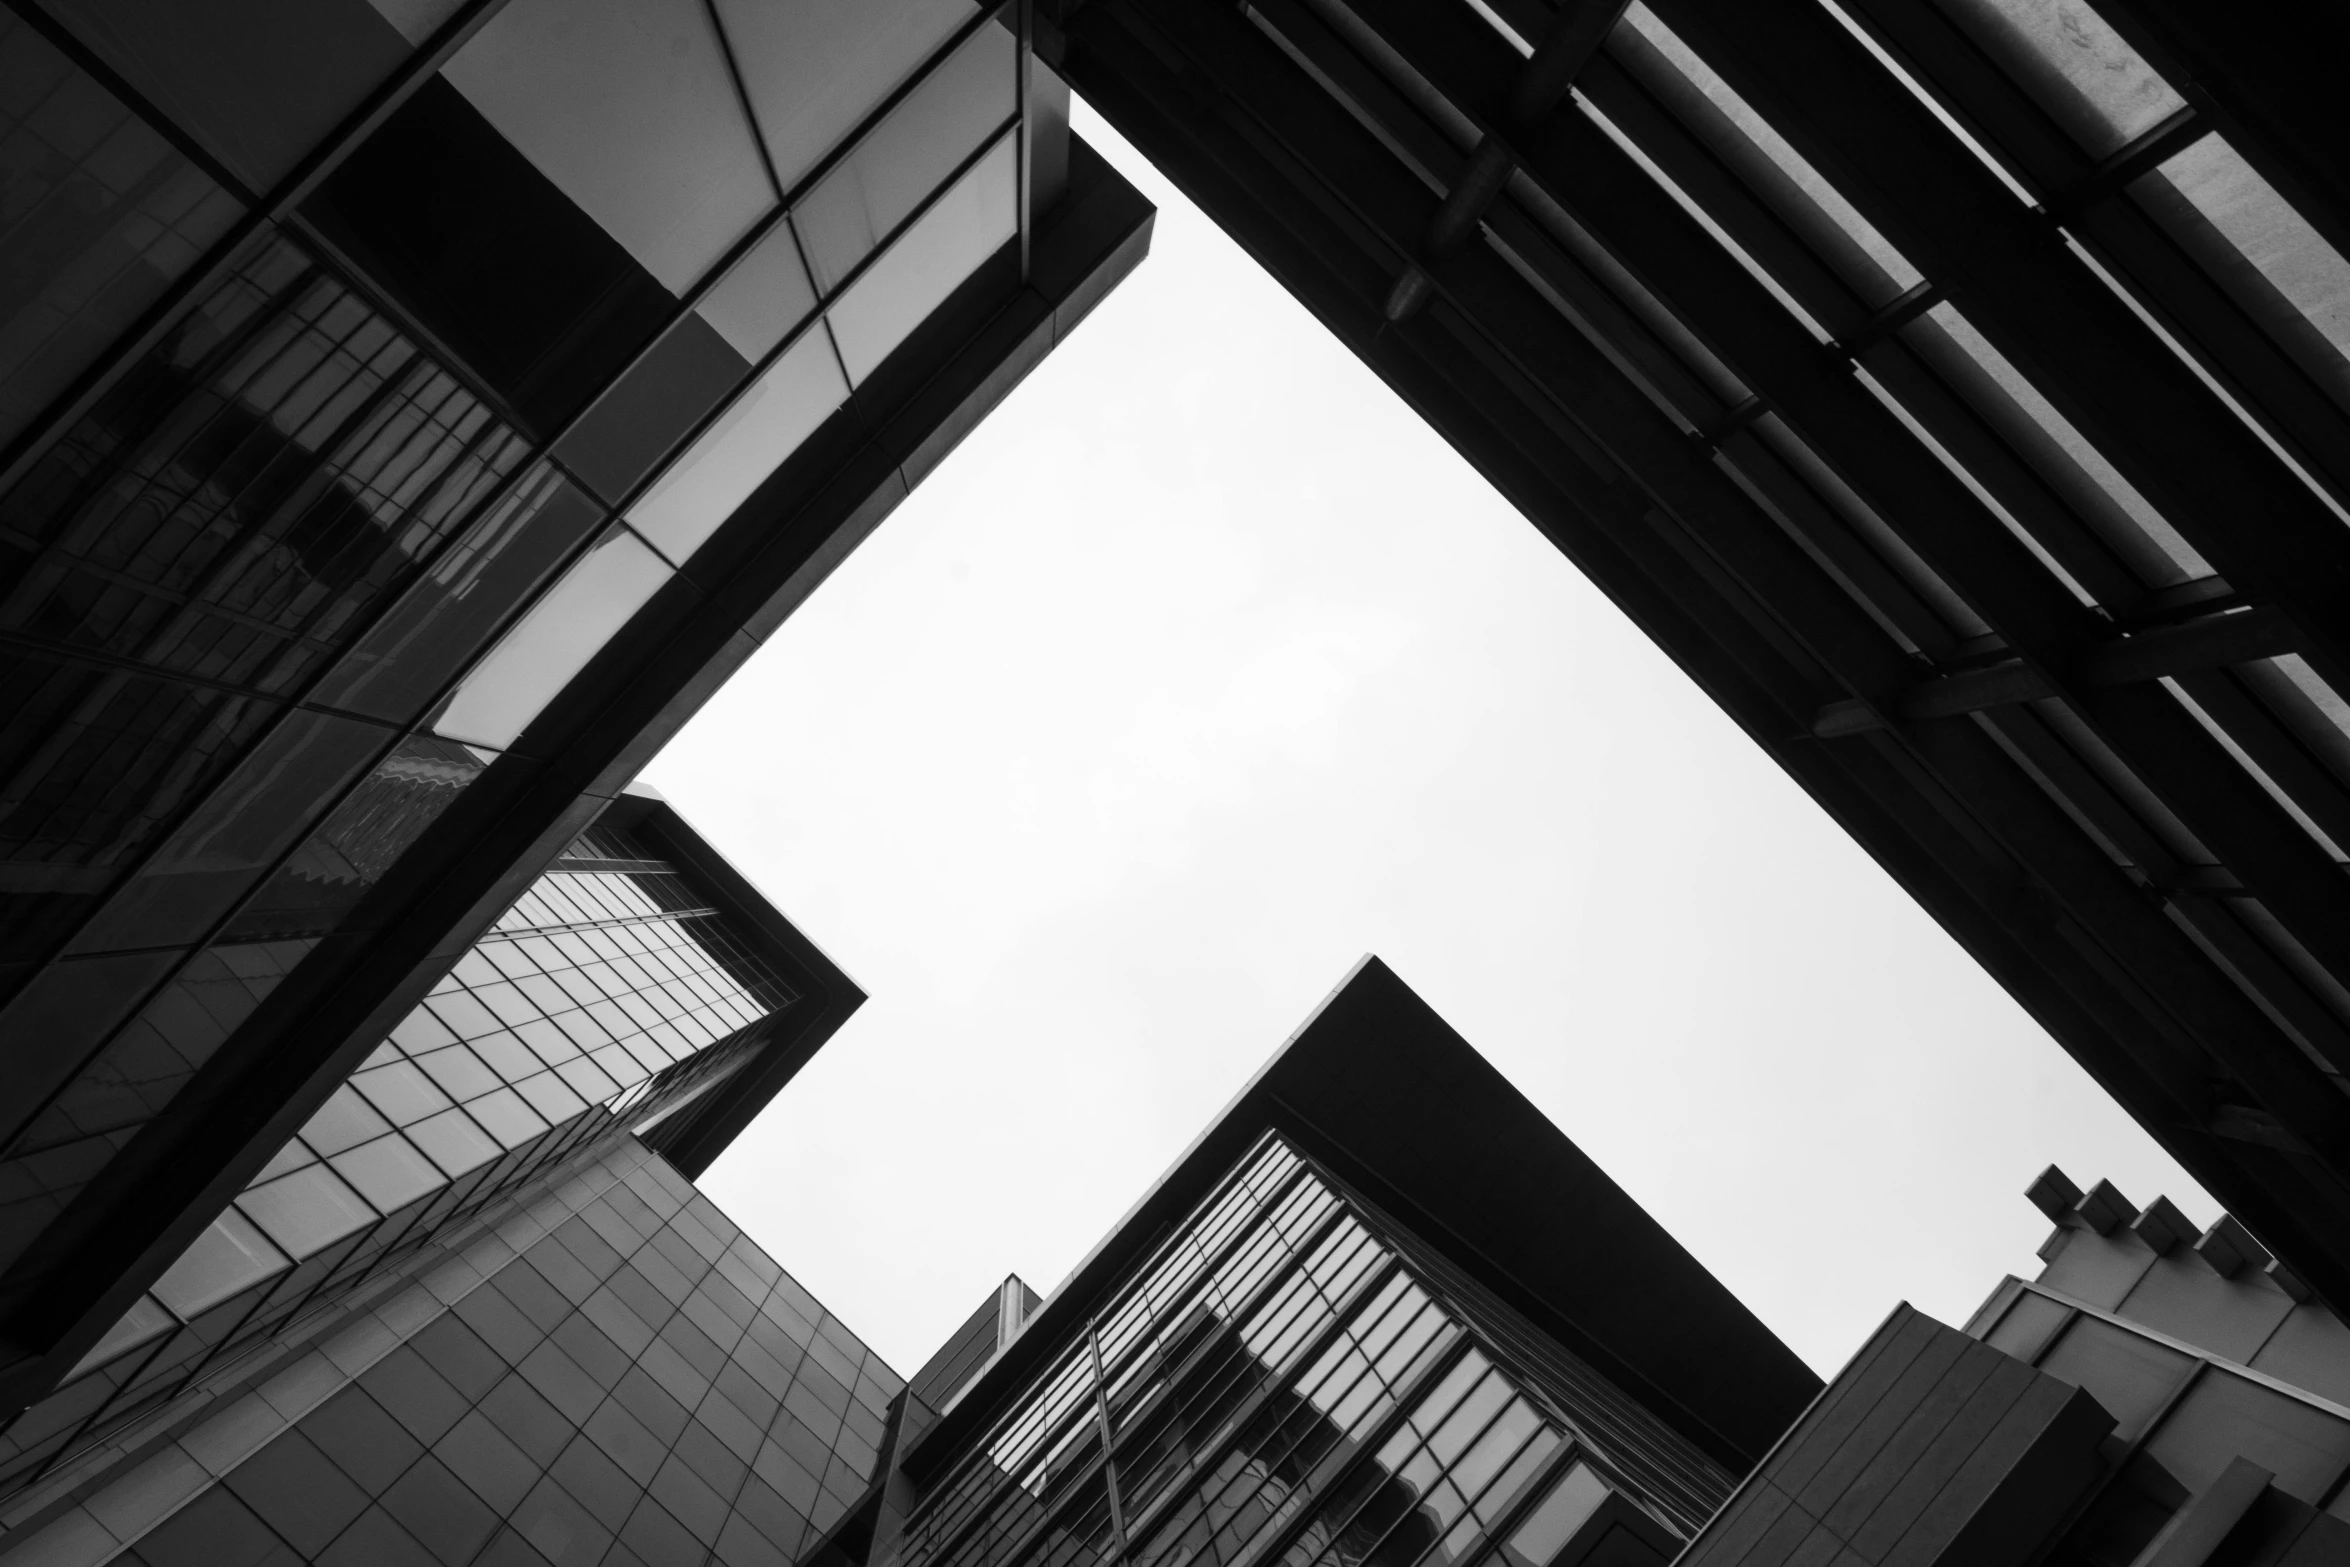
[794,22,1018,292]
[223,734,488,942]
[431,526,674,748]
[0,18,245,450]
[1495,1465,1609,1567]
[66,712,393,955]
[236,1162,377,1260]
[1933,0,2182,156]
[443,0,775,292]
[626,331,851,565]
[699,221,822,362]
[714,0,977,192]
[829,133,1018,384]
[554,310,755,504]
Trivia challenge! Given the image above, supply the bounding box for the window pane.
[406,1105,501,1177]
[712,0,977,192]
[1933,0,2183,156]
[307,465,606,725]
[299,1085,393,1157]
[330,1132,445,1212]
[236,1162,378,1260]
[793,21,1017,293]
[828,131,1017,384]
[1496,1464,1608,1567]
[0,18,244,450]
[698,220,821,362]
[151,1206,289,1318]
[432,526,674,749]
[554,311,755,505]
[443,0,775,292]
[625,330,849,565]
[65,711,391,954]
[68,1295,175,1378]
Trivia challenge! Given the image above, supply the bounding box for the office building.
[1043,0,2350,1303]
[0,783,864,1547]
[1681,1165,2350,1566]
[0,0,1152,1415]
[873,959,1822,1567]
[0,956,1827,1567]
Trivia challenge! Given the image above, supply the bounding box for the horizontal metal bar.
[1814,605,2299,735]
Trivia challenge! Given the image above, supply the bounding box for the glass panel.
[793,21,1017,293]
[829,131,1018,384]
[0,17,244,450]
[1932,0,2183,157]
[2037,1317,2194,1440]
[712,0,977,192]
[150,1205,288,1318]
[2149,136,2350,381]
[698,221,822,362]
[329,1131,445,1211]
[304,465,604,726]
[554,312,755,505]
[235,1161,377,1259]
[431,525,674,748]
[298,1085,392,1157]
[65,711,393,955]
[443,0,775,292]
[625,330,850,565]
[405,1104,501,1176]
[67,1295,175,1378]
[220,734,489,943]
[1495,1464,1608,1567]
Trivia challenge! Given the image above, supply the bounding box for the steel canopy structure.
[1046,0,2350,1307]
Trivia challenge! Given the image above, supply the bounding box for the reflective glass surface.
[904,1137,1707,1567]
[626,332,850,566]
[698,221,823,363]
[714,0,978,192]
[0,17,243,450]
[443,0,776,293]
[431,527,673,749]
[794,21,1018,293]
[829,132,1019,384]
[2,826,796,1497]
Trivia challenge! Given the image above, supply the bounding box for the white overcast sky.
[642,105,2212,1384]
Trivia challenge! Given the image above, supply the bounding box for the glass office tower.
[0,0,1150,1413]
[0,786,862,1530]
[881,961,1819,1567]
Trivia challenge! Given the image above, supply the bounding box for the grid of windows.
[0,824,792,1505]
[904,1136,1718,1567]
[0,0,1054,1352]
[111,1149,901,1567]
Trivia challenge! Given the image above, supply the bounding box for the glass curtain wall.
[902,1136,1730,1567]
[0,821,792,1499]
[0,0,1029,1313]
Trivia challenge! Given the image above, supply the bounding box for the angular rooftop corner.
[894,958,1821,1516]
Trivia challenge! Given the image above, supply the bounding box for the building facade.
[0,784,867,1560]
[0,0,1152,1409]
[1043,0,2350,1309]
[875,961,1821,1567]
